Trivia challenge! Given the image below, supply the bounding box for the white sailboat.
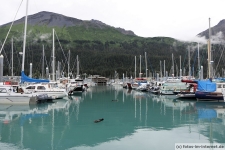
[14,1,67,100]
[130,55,148,90]
[0,0,52,104]
[0,84,49,104]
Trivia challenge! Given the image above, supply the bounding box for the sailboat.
[127,55,148,90]
[159,53,187,95]
[0,0,52,104]
[20,0,49,84]
[19,0,67,100]
[195,18,225,102]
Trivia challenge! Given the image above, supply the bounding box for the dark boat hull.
[195,91,224,101]
[68,85,84,95]
[176,93,196,99]
[72,85,84,92]
[127,83,132,89]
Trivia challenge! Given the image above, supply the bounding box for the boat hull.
[33,91,67,99]
[160,90,175,95]
[68,85,84,95]
[195,91,224,101]
[0,92,49,104]
[0,96,30,104]
[176,93,196,99]
[72,85,84,92]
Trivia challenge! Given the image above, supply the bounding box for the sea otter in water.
[94,118,104,123]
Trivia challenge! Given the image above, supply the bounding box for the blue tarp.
[21,71,49,83]
[196,79,216,92]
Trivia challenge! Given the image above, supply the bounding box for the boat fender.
[94,118,104,123]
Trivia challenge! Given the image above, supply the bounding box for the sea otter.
[94,118,104,123]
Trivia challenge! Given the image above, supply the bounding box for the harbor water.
[0,85,225,150]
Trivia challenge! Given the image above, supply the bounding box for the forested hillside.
[0,11,221,79]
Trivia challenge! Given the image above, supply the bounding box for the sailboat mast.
[208,18,212,78]
[57,61,60,79]
[22,0,29,72]
[145,52,147,79]
[42,45,44,79]
[160,60,162,80]
[52,28,55,81]
[139,55,141,78]
[172,53,174,77]
[198,43,200,79]
[68,50,70,79]
[164,60,165,77]
[135,56,136,78]
[11,38,13,76]
[180,55,182,78]
[77,55,79,77]
[188,46,191,78]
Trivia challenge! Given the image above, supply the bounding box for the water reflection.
[0,99,71,150]
[195,102,225,144]
[67,93,84,120]
[0,86,224,150]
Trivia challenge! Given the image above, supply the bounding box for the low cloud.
[211,31,225,44]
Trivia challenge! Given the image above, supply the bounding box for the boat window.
[217,84,222,88]
[37,86,46,90]
[26,86,35,89]
[0,88,7,93]
[223,85,225,88]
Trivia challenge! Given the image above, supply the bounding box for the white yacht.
[0,84,48,104]
[22,83,68,100]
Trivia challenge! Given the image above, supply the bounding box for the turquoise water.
[0,85,225,150]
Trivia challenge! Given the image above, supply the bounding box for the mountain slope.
[197,19,225,39]
[0,11,136,42]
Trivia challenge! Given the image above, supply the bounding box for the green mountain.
[0,11,210,78]
[0,11,138,42]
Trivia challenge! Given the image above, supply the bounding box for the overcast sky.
[0,0,224,41]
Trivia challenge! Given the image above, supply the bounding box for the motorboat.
[175,83,197,99]
[22,83,68,100]
[0,85,49,104]
[195,80,225,101]
[67,77,85,95]
[160,81,187,95]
